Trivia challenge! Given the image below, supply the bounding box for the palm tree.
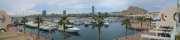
[136,16,146,31]
[14,19,20,26]
[121,17,131,40]
[94,12,104,40]
[34,16,43,39]
[58,10,69,40]
[21,17,28,33]
[144,18,153,29]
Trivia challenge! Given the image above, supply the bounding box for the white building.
[0,11,11,29]
[141,6,179,40]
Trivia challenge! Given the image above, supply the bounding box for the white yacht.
[42,26,57,30]
[41,22,58,30]
[53,20,59,23]
[39,26,45,29]
[69,20,75,24]
[74,22,83,25]
[57,25,80,32]
[26,21,38,27]
[104,22,109,25]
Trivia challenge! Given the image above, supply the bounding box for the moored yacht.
[84,22,91,26]
[39,26,45,29]
[104,22,109,25]
[74,22,83,25]
[57,25,80,32]
[104,22,109,27]
[42,25,58,30]
[41,22,58,30]
[69,20,75,24]
[26,21,38,27]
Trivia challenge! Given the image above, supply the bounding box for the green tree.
[144,18,153,29]
[14,19,20,25]
[58,10,69,40]
[21,17,28,33]
[94,12,104,40]
[176,35,180,40]
[121,17,131,40]
[34,16,43,39]
[136,16,147,31]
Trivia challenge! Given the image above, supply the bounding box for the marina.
[0,0,180,40]
[14,17,139,40]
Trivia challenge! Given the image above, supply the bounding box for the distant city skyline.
[0,0,178,16]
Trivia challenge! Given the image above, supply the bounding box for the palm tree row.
[18,16,43,39]
[136,16,146,31]
[136,16,154,31]
[17,9,153,40]
[19,10,69,40]
[121,16,153,40]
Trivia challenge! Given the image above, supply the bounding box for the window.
[161,13,166,21]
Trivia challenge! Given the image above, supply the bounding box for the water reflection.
[59,31,80,39]
[58,31,81,40]
[14,19,139,40]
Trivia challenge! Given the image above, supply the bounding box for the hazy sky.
[0,0,178,16]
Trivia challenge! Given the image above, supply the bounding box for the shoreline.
[15,27,46,40]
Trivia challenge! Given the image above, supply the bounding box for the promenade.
[0,29,45,40]
[117,31,149,40]
[117,22,152,40]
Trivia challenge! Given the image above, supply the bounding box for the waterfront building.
[155,7,177,28]
[92,6,95,15]
[141,2,180,40]
[0,11,11,29]
[42,10,46,17]
[63,10,66,15]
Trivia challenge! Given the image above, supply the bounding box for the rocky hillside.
[121,6,148,15]
[126,6,149,15]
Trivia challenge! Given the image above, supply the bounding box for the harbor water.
[15,17,139,40]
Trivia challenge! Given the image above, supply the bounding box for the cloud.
[0,0,45,11]
[46,0,130,11]
[95,0,130,10]
[0,0,46,16]
[7,10,41,17]
[47,0,92,8]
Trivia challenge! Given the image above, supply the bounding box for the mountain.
[127,6,149,15]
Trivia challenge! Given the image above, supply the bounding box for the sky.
[0,0,178,16]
